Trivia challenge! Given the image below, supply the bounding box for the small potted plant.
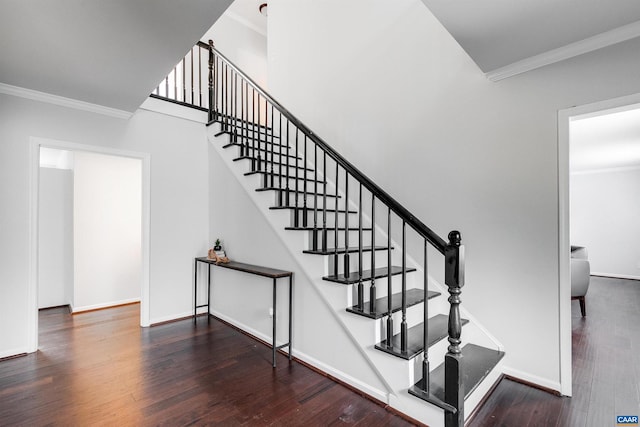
[214,238,222,251]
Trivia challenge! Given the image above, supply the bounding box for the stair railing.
[151,41,210,111]
[207,40,466,426]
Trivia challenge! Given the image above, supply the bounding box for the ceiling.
[0,0,233,112]
[571,106,640,172]
[420,0,640,75]
[224,0,267,36]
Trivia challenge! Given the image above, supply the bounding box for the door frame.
[557,91,640,396]
[28,137,151,352]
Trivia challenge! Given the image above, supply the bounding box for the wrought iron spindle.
[386,207,393,346]
[285,119,291,207]
[252,89,256,170]
[302,135,308,227]
[294,130,300,227]
[401,220,408,353]
[256,94,262,171]
[231,72,236,142]
[278,113,283,201]
[240,79,245,155]
[343,171,349,277]
[184,50,188,104]
[312,143,318,251]
[190,47,194,105]
[208,42,214,122]
[270,104,275,188]
[370,196,376,313]
[444,230,464,427]
[322,151,327,252]
[198,46,202,107]
[223,63,227,130]
[421,238,430,392]
[333,163,339,277]
[357,183,363,310]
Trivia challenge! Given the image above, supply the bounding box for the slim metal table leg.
[207,263,211,323]
[272,277,277,368]
[288,274,293,360]
[193,259,198,323]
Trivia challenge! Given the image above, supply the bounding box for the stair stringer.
[207,124,500,425]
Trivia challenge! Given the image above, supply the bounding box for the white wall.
[73,151,142,311]
[571,168,640,279]
[267,0,640,388]
[38,167,73,309]
[202,11,268,87]
[0,93,209,358]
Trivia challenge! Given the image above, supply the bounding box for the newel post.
[444,230,465,427]
[208,39,215,122]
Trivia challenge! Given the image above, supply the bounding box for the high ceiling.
[420,0,640,75]
[0,0,233,112]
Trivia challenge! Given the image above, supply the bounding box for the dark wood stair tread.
[325,265,416,285]
[245,171,325,184]
[285,226,371,231]
[408,344,505,411]
[270,206,356,214]
[303,245,392,255]
[347,288,441,319]
[256,188,341,198]
[234,157,311,171]
[223,143,301,159]
[375,315,469,360]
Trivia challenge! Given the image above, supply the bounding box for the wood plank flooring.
[468,276,640,427]
[0,306,414,426]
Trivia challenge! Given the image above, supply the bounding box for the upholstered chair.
[570,246,590,317]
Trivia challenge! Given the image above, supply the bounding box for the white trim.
[72,298,140,314]
[591,272,640,281]
[571,164,640,176]
[557,108,572,396]
[139,97,208,124]
[487,20,640,81]
[0,82,133,120]
[150,310,197,326]
[557,90,640,397]
[211,309,389,404]
[29,137,152,342]
[224,10,267,37]
[502,366,562,393]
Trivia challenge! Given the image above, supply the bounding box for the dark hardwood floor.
[0,305,414,426]
[468,276,640,427]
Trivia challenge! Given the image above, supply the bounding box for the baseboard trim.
[0,352,28,362]
[72,299,140,314]
[503,373,563,396]
[502,366,562,395]
[465,374,505,425]
[38,304,71,312]
[591,273,640,281]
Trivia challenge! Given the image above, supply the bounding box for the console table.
[193,257,293,367]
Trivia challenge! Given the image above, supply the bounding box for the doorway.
[28,137,151,353]
[558,91,640,396]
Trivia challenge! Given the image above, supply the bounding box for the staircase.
[201,41,504,427]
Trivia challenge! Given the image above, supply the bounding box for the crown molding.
[487,20,640,82]
[0,82,133,119]
[571,163,640,176]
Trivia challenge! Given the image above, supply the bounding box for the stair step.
[210,113,273,132]
[408,344,505,411]
[374,315,469,360]
[325,265,416,285]
[347,288,441,319]
[223,143,301,160]
[245,170,325,185]
[270,206,357,214]
[285,226,371,231]
[234,157,311,171]
[303,245,392,255]
[256,188,341,199]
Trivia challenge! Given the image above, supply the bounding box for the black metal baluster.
[284,119,290,207]
[343,171,349,277]
[370,196,376,313]
[357,183,363,310]
[333,164,339,277]
[401,220,408,353]
[256,94,262,171]
[302,135,308,227]
[231,72,236,142]
[198,46,202,107]
[270,103,275,188]
[207,42,213,122]
[421,238,430,392]
[322,151,327,252]
[386,208,393,347]
[294,130,300,227]
[312,143,318,251]
[239,79,245,156]
[190,47,194,105]
[278,112,283,205]
[164,74,168,98]
[252,89,256,170]
[183,53,187,104]
[223,63,227,131]
[173,65,177,101]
